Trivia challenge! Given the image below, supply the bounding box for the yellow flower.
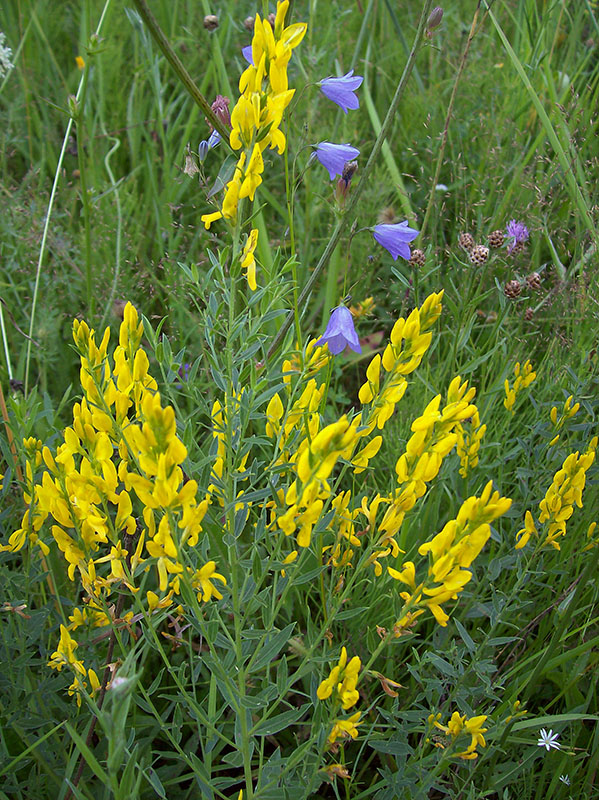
[328,711,362,744]
[515,510,537,549]
[75,56,85,70]
[241,228,259,290]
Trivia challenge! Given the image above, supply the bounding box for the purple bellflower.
[314,142,361,180]
[506,219,529,254]
[242,45,254,65]
[317,306,362,355]
[319,70,363,113]
[373,221,419,261]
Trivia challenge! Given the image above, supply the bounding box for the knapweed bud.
[469,244,489,265]
[211,95,231,128]
[203,14,218,31]
[524,306,534,321]
[409,249,426,268]
[243,16,255,31]
[526,272,541,290]
[427,6,444,32]
[458,232,475,252]
[267,12,276,27]
[488,229,505,248]
[504,279,522,299]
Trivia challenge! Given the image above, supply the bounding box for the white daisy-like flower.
[559,775,570,785]
[537,728,560,751]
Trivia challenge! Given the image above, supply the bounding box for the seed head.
[526,272,541,291]
[524,307,534,321]
[504,280,522,299]
[488,229,505,248]
[203,14,219,31]
[409,249,426,268]
[458,232,475,252]
[469,244,489,265]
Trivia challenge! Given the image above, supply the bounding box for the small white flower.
[537,728,560,751]
[0,31,15,80]
[559,775,570,786]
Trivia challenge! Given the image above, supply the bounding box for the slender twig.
[267,0,435,359]
[130,0,231,147]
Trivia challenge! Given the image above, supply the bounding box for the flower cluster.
[390,481,512,628]
[359,291,444,431]
[516,437,597,550]
[47,625,100,706]
[455,409,486,478]
[2,304,225,703]
[317,646,361,710]
[429,711,488,759]
[548,394,580,446]
[504,359,536,413]
[201,1,306,231]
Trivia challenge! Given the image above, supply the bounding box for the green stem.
[267,0,434,359]
[76,61,93,317]
[130,0,231,146]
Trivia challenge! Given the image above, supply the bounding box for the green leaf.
[65,722,109,784]
[248,623,296,673]
[252,705,310,736]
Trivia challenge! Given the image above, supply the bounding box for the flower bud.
[243,16,254,31]
[335,160,358,205]
[211,94,231,128]
[67,94,80,119]
[198,140,209,163]
[203,14,218,31]
[427,7,444,31]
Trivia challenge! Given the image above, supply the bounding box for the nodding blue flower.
[207,130,221,148]
[314,142,361,180]
[316,306,361,355]
[373,221,419,261]
[505,219,529,254]
[319,70,363,113]
[242,45,254,65]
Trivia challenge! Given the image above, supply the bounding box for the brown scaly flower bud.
[526,272,541,291]
[409,248,426,268]
[243,16,255,31]
[267,12,276,27]
[203,15,218,31]
[524,307,534,321]
[458,232,475,251]
[488,229,505,248]
[469,244,489,265]
[504,279,522,299]
[211,95,231,128]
